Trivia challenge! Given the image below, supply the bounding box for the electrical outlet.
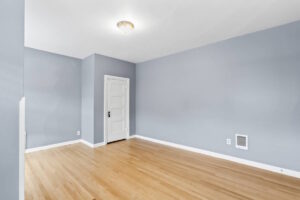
[226,138,231,145]
[76,131,81,136]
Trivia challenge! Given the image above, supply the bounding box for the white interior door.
[105,75,129,143]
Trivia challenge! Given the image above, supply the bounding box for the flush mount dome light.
[117,20,135,34]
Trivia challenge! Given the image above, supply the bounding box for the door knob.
[108,111,111,118]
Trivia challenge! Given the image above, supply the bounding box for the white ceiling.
[25,0,300,63]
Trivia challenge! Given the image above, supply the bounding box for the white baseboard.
[25,139,81,153]
[132,135,300,179]
[128,135,136,139]
[80,139,105,148]
[26,139,106,153]
[93,141,106,148]
[80,139,94,148]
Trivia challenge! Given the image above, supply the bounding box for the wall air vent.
[235,134,248,150]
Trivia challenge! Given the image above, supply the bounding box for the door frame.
[104,75,130,144]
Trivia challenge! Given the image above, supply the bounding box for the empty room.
[1,0,300,199]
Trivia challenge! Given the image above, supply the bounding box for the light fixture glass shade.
[117,21,134,34]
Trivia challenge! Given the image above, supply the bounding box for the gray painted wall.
[81,55,95,144]
[24,48,81,148]
[81,54,136,144]
[136,21,300,171]
[94,54,136,143]
[0,0,24,199]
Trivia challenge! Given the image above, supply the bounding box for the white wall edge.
[132,135,300,179]
[25,139,81,153]
[19,97,26,200]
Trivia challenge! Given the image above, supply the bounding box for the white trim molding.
[80,139,94,148]
[26,139,106,153]
[25,139,81,153]
[81,139,106,148]
[94,142,106,148]
[19,97,26,200]
[132,135,300,179]
[128,135,136,139]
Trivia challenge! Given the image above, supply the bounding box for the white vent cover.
[235,134,248,150]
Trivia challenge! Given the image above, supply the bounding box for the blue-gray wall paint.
[81,54,136,144]
[94,54,136,143]
[81,55,95,144]
[25,48,81,148]
[136,21,300,171]
[0,0,24,199]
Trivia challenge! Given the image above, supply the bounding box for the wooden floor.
[26,138,300,200]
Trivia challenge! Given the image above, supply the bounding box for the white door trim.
[104,75,130,144]
[19,97,26,200]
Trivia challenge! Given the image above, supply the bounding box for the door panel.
[106,77,129,143]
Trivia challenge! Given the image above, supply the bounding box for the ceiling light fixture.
[117,20,135,34]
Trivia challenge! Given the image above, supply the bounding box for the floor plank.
[25,138,300,200]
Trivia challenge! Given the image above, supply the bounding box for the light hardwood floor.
[25,138,300,200]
